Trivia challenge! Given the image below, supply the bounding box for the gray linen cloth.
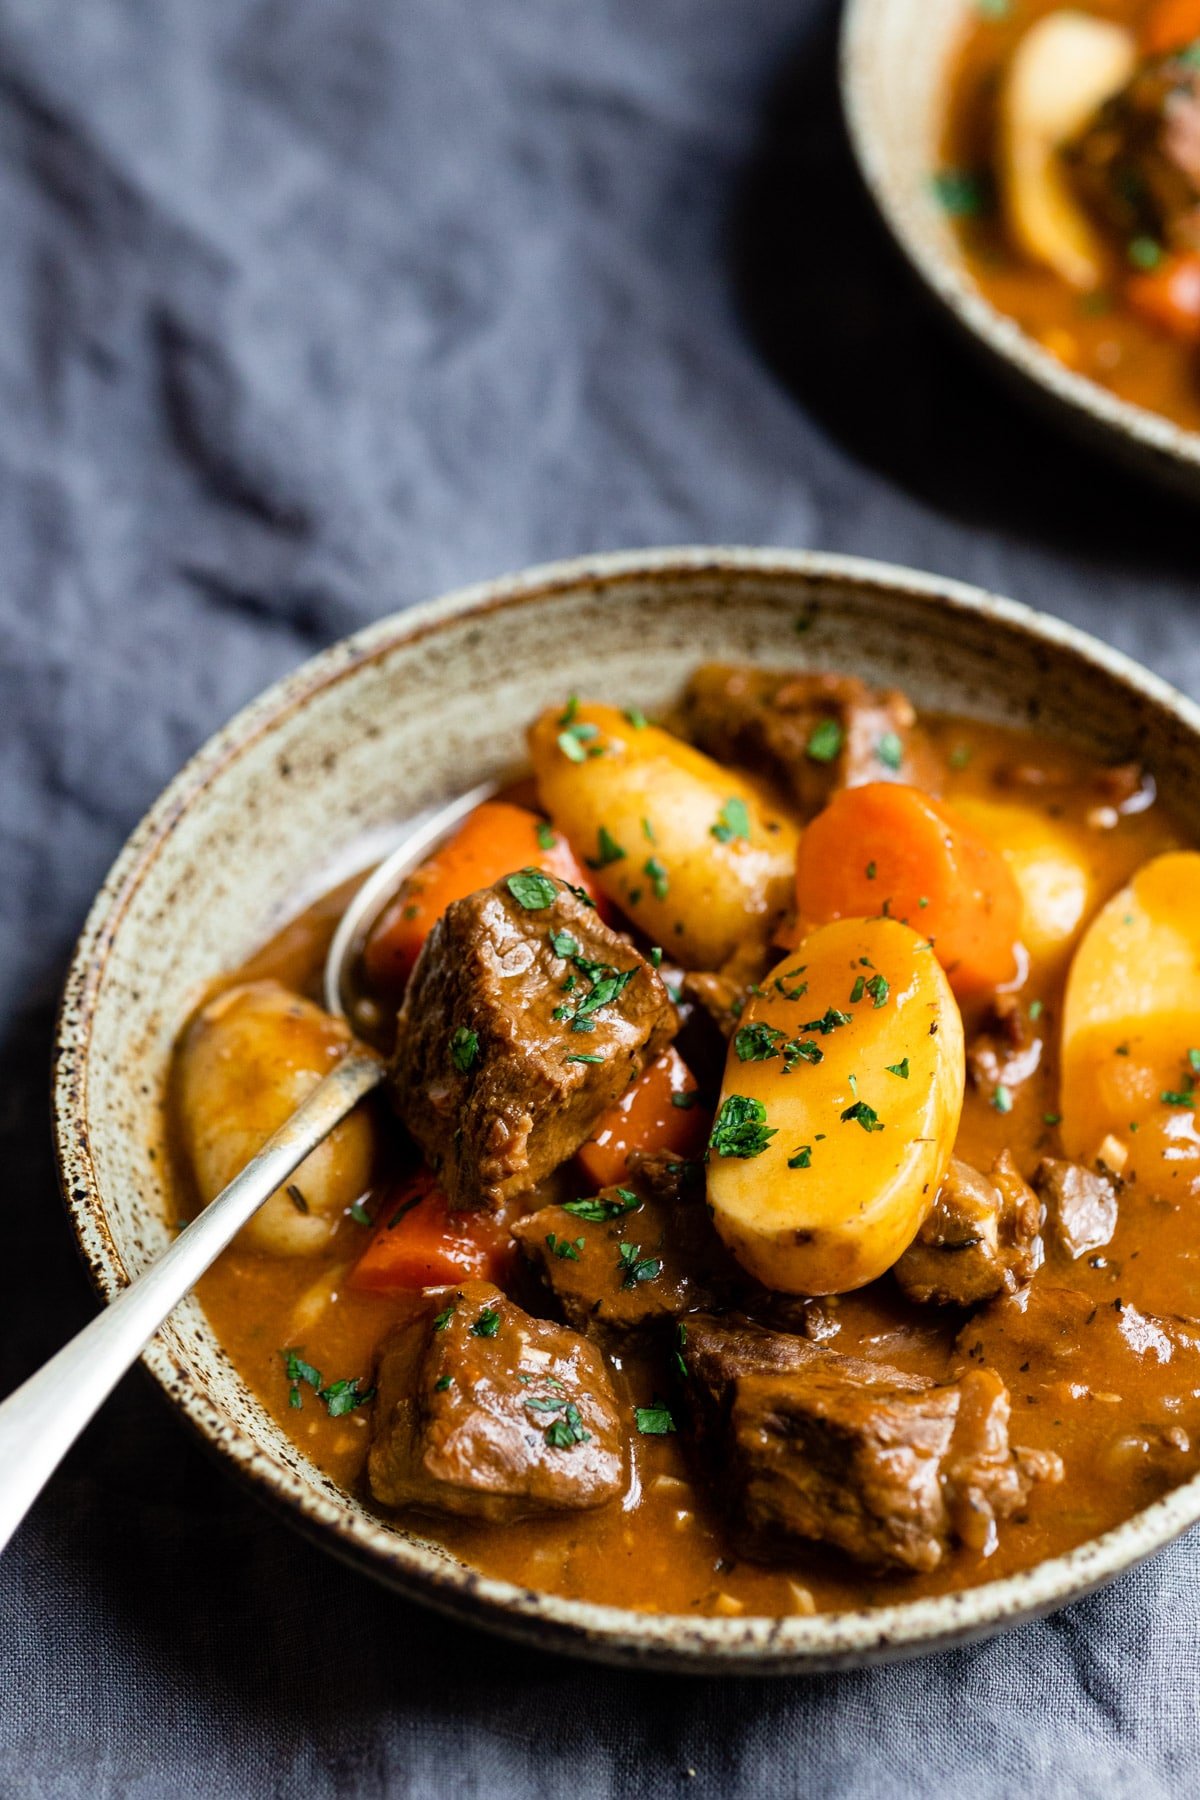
[2,1,1199,1794]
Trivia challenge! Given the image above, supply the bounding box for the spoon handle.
[0,1048,383,1556]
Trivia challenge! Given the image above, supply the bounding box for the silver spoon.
[0,779,496,1554]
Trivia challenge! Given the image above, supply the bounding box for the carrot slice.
[1142,0,1200,53]
[575,1047,708,1189]
[1126,253,1200,341]
[348,1170,513,1292]
[362,801,600,993]
[794,783,1022,998]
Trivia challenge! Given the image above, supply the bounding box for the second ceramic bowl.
[840,0,1200,497]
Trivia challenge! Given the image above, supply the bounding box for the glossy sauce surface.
[943,0,1200,434]
[182,720,1200,1618]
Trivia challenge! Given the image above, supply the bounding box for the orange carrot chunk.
[794,783,1022,998]
[1142,0,1200,53]
[1126,253,1200,342]
[363,801,600,993]
[575,1047,708,1190]
[348,1170,513,1292]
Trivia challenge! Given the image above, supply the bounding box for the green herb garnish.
[587,825,626,869]
[886,1058,910,1080]
[876,732,903,772]
[806,718,844,763]
[709,1094,777,1159]
[788,1146,812,1169]
[711,797,751,845]
[562,1190,640,1223]
[734,1022,786,1063]
[449,1025,479,1073]
[507,868,559,910]
[635,1405,676,1436]
[841,1100,884,1133]
[471,1307,502,1338]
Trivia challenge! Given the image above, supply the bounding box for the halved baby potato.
[706,918,965,1295]
[1000,11,1137,290]
[176,979,377,1255]
[1060,852,1200,1175]
[528,702,799,970]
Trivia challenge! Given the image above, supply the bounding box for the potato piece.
[528,702,798,970]
[950,796,1101,975]
[176,980,376,1255]
[1060,852,1200,1174]
[1000,12,1137,289]
[706,920,965,1294]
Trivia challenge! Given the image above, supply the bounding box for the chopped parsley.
[850,975,866,1004]
[566,1051,605,1064]
[788,1146,812,1170]
[432,1304,456,1331]
[865,973,889,1009]
[802,1006,853,1036]
[557,729,589,763]
[281,1351,374,1416]
[735,1022,786,1063]
[617,1242,663,1289]
[449,1025,479,1073]
[1043,1112,1062,1128]
[784,1039,823,1070]
[841,1100,884,1133]
[806,718,844,763]
[992,1084,1013,1114]
[886,1058,910,1080]
[876,731,903,772]
[711,797,751,845]
[348,1200,372,1226]
[673,1322,689,1382]
[774,968,808,1001]
[948,744,972,770]
[642,816,657,843]
[543,1404,591,1450]
[573,966,636,1020]
[507,868,559,910]
[470,1306,502,1338]
[709,1094,777,1159]
[671,1090,697,1109]
[587,825,626,869]
[546,1232,584,1261]
[1028,1000,1044,1022]
[1189,1048,1200,1074]
[1161,1088,1196,1109]
[536,821,558,850]
[435,1375,453,1392]
[635,1404,676,1436]
[558,696,579,726]
[649,947,663,968]
[1128,236,1163,272]
[866,860,877,880]
[643,856,669,900]
[562,1189,640,1223]
[933,168,992,218]
[624,706,648,730]
[550,928,580,959]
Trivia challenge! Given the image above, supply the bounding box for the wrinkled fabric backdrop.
[2,0,1199,1795]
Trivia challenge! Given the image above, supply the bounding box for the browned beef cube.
[367,1281,626,1521]
[391,874,677,1208]
[966,995,1043,1096]
[1066,51,1200,252]
[681,939,774,1041]
[512,1176,738,1341]
[1033,1158,1118,1261]
[680,1313,928,1451]
[681,663,942,817]
[731,1365,1047,1573]
[895,1152,1042,1308]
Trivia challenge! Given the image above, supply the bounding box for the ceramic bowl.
[840,0,1200,497]
[53,547,1200,1673]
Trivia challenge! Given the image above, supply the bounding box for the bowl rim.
[838,0,1200,484]
[51,544,1200,1673]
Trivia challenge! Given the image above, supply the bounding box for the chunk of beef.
[681,664,942,817]
[512,1177,738,1341]
[966,995,1043,1096]
[680,1313,928,1450]
[731,1365,1051,1573]
[1066,50,1200,252]
[391,875,677,1208]
[895,1152,1042,1308]
[367,1281,626,1521]
[1033,1158,1119,1260]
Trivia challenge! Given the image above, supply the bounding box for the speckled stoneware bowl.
[840,0,1200,497]
[54,548,1200,1673]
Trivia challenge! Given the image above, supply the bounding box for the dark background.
[2,1,1199,1794]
